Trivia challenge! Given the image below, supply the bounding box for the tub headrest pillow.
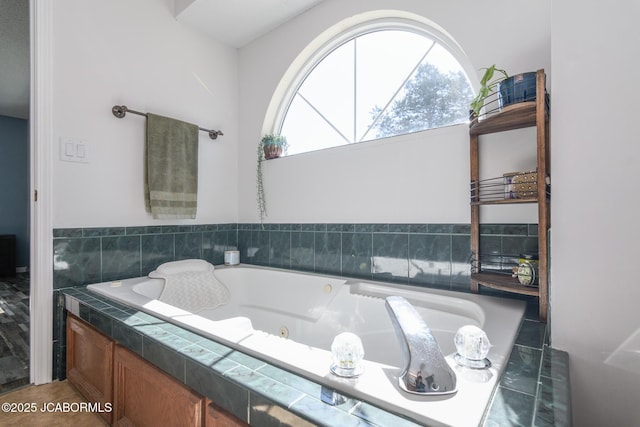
[149,259,230,313]
[154,259,213,274]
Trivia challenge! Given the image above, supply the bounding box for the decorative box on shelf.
[471,170,549,205]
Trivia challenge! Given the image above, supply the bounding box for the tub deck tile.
[516,319,547,349]
[540,346,570,382]
[120,314,153,327]
[250,393,316,427]
[483,386,535,427]
[151,331,196,352]
[226,365,306,409]
[205,352,241,375]
[290,394,375,427]
[157,322,206,342]
[87,308,113,336]
[194,335,236,355]
[223,350,267,371]
[130,310,163,323]
[500,345,542,396]
[533,374,572,427]
[351,401,423,427]
[256,364,322,397]
[185,358,249,422]
[100,306,133,320]
[134,324,172,340]
[112,321,143,355]
[180,343,225,366]
[60,284,570,427]
[141,338,186,381]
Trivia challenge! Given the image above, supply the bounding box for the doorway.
[0,0,31,393]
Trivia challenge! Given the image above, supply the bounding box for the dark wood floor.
[0,273,30,393]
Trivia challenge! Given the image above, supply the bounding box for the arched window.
[277,21,474,156]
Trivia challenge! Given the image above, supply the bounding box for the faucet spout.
[385,296,457,395]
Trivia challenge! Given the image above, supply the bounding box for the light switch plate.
[59,137,89,163]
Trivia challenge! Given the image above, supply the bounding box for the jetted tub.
[87,264,525,426]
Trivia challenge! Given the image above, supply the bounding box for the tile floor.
[0,273,30,393]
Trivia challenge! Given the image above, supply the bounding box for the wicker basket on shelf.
[512,171,537,198]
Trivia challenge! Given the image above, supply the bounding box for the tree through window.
[279,29,474,156]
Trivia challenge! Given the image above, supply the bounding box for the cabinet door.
[205,400,248,427]
[66,314,114,425]
[113,345,204,427]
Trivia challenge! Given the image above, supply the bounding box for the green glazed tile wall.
[53,222,538,294]
[52,224,238,289]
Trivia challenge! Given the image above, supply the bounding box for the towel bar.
[112,105,223,140]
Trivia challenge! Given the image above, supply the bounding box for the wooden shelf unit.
[470,69,550,322]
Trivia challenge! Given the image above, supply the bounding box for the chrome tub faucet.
[385,296,457,395]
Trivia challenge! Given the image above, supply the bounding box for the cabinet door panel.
[66,315,114,425]
[114,345,204,427]
[205,400,248,427]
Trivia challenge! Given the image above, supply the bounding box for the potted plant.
[260,134,288,159]
[469,65,509,119]
[497,71,537,109]
[256,134,288,222]
[470,65,539,120]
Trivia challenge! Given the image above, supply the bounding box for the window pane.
[296,40,354,143]
[355,31,434,142]
[371,46,474,138]
[281,95,347,155]
[426,43,467,75]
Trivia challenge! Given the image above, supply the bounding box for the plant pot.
[263,145,282,159]
[498,72,536,109]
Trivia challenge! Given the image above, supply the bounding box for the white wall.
[551,2,640,426]
[238,0,550,224]
[52,0,238,227]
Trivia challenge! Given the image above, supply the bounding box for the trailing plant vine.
[256,134,288,224]
[256,139,267,223]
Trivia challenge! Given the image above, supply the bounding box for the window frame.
[267,15,478,155]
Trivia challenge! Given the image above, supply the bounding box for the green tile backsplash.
[53,222,537,293]
[52,224,238,288]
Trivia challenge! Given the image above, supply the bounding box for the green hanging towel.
[145,113,199,219]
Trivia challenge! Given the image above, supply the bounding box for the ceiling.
[175,0,324,48]
[0,0,30,119]
[0,0,324,120]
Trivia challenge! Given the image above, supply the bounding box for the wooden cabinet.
[205,401,249,427]
[66,314,114,425]
[66,315,246,427]
[469,69,550,322]
[113,345,204,427]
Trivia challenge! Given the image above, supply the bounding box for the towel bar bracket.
[111,105,223,140]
